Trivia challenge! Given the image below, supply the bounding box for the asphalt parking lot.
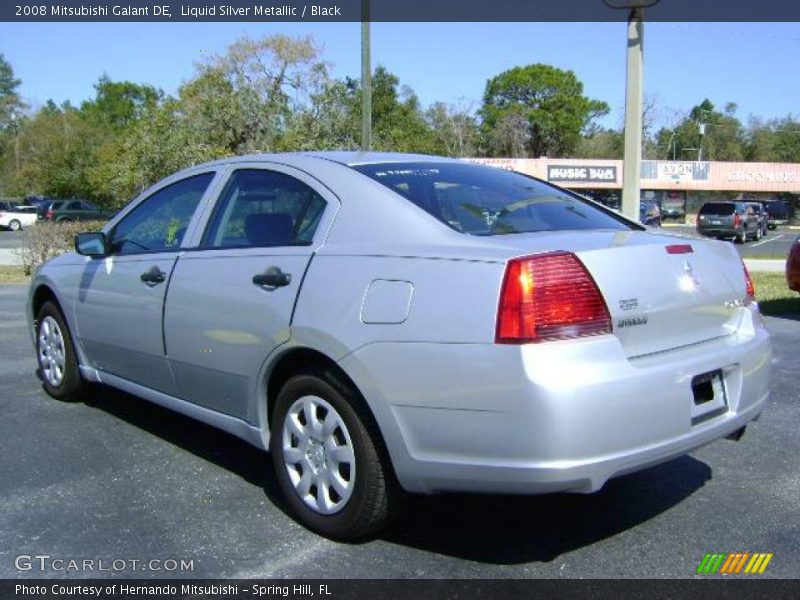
[1,283,798,579]
[0,230,23,249]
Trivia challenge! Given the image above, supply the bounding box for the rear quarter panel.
[291,254,506,357]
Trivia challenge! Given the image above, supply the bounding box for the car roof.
[186,151,458,171]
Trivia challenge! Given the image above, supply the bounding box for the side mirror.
[75,232,108,258]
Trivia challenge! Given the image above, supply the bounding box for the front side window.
[109,173,214,255]
[203,169,327,248]
[352,162,633,236]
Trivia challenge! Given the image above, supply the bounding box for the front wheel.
[36,301,85,401]
[270,369,403,540]
[8,219,21,231]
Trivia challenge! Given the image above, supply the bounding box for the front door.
[74,172,216,395]
[163,165,333,420]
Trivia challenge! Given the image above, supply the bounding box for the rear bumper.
[697,227,738,238]
[341,306,771,495]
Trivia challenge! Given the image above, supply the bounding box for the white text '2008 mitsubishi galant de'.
[28,153,771,539]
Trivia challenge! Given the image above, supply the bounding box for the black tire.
[9,219,21,231]
[35,301,85,401]
[735,229,745,244]
[754,227,762,241]
[270,368,404,540]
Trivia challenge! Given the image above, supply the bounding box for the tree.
[746,116,800,162]
[577,129,623,159]
[655,99,745,161]
[425,100,479,157]
[193,34,330,153]
[341,66,439,153]
[81,74,162,129]
[480,64,609,157]
[0,53,24,129]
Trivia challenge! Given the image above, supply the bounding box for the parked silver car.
[27,153,771,539]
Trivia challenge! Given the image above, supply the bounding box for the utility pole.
[361,0,372,151]
[621,8,644,221]
[603,0,659,220]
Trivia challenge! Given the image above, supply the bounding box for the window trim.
[199,167,328,251]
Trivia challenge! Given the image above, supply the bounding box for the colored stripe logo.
[697,552,773,574]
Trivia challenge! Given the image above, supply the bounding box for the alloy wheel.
[281,395,356,515]
[38,316,66,387]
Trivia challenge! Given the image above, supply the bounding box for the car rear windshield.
[352,162,633,235]
[699,202,736,216]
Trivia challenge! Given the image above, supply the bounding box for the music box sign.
[547,165,618,183]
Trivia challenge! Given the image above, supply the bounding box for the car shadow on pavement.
[80,384,291,513]
[80,383,712,564]
[380,456,712,564]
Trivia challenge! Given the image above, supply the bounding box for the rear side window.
[352,162,631,235]
[203,169,327,248]
[699,203,736,216]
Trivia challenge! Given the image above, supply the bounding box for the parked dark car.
[639,201,662,227]
[787,236,800,293]
[762,201,790,230]
[24,195,53,211]
[696,201,761,243]
[42,199,114,222]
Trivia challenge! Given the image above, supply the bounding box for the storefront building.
[465,158,800,224]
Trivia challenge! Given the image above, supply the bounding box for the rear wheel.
[270,368,403,540]
[735,229,746,244]
[8,219,21,231]
[36,301,85,401]
[754,227,762,241]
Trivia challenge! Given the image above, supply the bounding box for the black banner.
[4,0,800,22]
[4,580,800,600]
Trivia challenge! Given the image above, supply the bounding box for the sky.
[2,21,799,130]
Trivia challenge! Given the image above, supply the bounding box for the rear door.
[163,164,337,420]
[74,171,218,395]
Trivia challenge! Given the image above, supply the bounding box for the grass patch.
[752,272,800,317]
[0,265,29,284]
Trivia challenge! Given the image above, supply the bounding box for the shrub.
[15,221,107,275]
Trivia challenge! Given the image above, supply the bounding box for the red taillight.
[45,210,53,219]
[741,260,755,301]
[496,252,612,344]
[733,213,741,228]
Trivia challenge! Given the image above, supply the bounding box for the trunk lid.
[484,230,749,358]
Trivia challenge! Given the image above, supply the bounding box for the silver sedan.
[27,153,771,539]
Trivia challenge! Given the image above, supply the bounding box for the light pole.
[666,130,677,160]
[697,122,706,161]
[361,0,372,151]
[603,0,660,220]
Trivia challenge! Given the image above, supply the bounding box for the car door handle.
[252,267,292,288]
[140,266,167,286]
